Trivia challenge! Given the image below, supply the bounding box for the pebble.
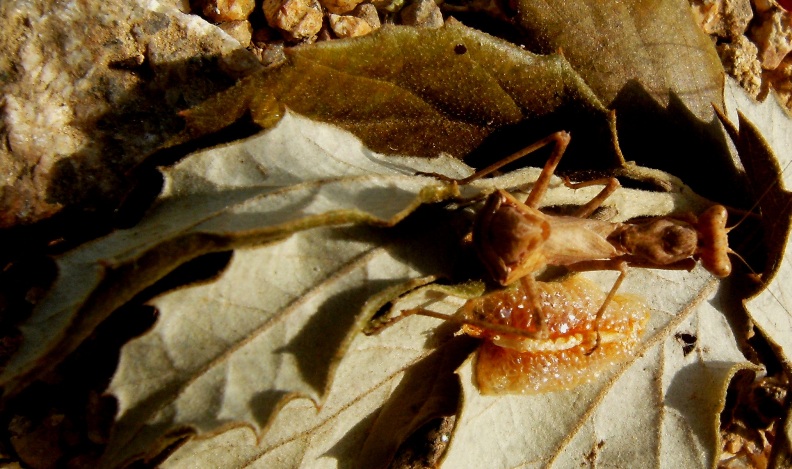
[329,4,381,38]
[218,20,253,46]
[198,0,256,22]
[263,0,324,42]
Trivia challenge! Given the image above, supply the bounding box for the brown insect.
[389,131,738,394]
[428,131,733,337]
[465,131,733,289]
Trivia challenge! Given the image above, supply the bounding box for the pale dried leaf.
[107,149,741,466]
[106,226,448,465]
[0,111,471,400]
[10,107,759,466]
[724,78,792,171]
[443,268,753,468]
[154,267,753,468]
[110,226,493,465]
[157,312,468,469]
[722,79,792,364]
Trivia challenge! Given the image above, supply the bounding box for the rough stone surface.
[400,0,444,28]
[263,0,324,42]
[718,35,763,97]
[197,0,256,22]
[0,0,259,227]
[750,6,792,69]
[690,0,753,38]
[320,0,367,15]
[764,54,792,108]
[329,4,381,38]
[219,19,254,46]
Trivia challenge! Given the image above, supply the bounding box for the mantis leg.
[372,275,552,341]
[587,262,629,354]
[519,275,550,339]
[397,307,551,340]
[522,132,571,209]
[563,177,621,218]
[456,132,571,194]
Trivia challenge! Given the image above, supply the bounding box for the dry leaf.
[106,226,448,465]
[9,102,784,466]
[0,112,470,401]
[180,20,620,162]
[107,231,488,466]
[717,78,792,467]
[443,268,752,468]
[3,2,790,467]
[93,115,749,466]
[512,0,724,121]
[150,266,753,467]
[508,0,742,206]
[154,304,471,468]
[721,78,792,364]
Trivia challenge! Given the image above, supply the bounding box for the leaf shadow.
[248,389,291,431]
[730,113,792,281]
[664,360,736,452]
[277,280,410,400]
[325,337,477,469]
[379,204,484,283]
[612,80,748,207]
[463,102,620,173]
[323,408,381,469]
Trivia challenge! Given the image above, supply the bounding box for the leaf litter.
[0,111,471,402]
[4,14,792,469]
[511,0,725,122]
[716,78,792,467]
[11,98,790,466]
[88,108,791,467]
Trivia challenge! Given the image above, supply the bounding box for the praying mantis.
[465,131,732,283]
[382,131,738,394]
